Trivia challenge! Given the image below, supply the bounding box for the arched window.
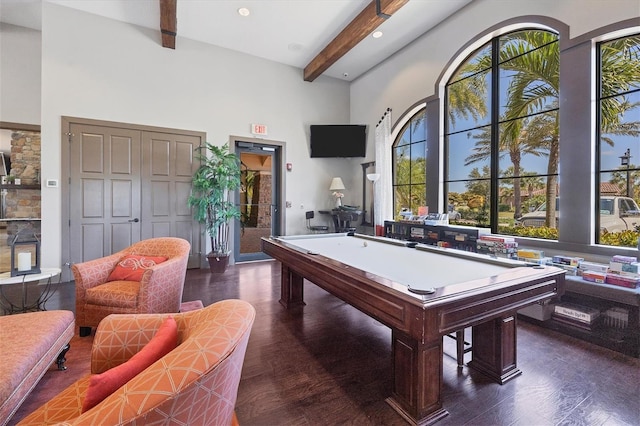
[596,34,640,246]
[392,107,426,217]
[444,30,560,238]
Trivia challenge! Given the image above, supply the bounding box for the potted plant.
[188,142,241,273]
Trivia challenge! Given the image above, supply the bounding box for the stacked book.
[605,255,640,288]
[551,255,584,276]
[578,261,608,283]
[476,235,518,259]
[552,302,601,330]
[517,248,552,265]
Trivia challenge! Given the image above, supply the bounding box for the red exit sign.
[251,123,268,136]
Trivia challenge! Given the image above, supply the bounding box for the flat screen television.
[310,124,367,158]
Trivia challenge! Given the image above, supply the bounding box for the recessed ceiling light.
[372,31,383,39]
[238,7,250,17]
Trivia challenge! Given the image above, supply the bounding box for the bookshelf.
[522,276,639,358]
[383,220,483,252]
[0,184,40,190]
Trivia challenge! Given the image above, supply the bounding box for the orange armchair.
[18,299,256,425]
[73,237,191,337]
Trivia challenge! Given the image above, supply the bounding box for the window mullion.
[490,38,500,233]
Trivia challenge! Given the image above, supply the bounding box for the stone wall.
[9,130,41,184]
[4,190,41,220]
[2,130,41,245]
[256,172,272,228]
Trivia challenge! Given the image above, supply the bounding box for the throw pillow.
[107,254,168,282]
[81,316,178,412]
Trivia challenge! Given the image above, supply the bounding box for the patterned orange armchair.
[73,237,191,337]
[18,299,255,425]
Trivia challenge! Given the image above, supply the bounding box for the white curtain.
[374,109,392,234]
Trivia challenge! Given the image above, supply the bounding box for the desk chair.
[306,211,329,233]
[334,210,359,233]
[446,328,471,367]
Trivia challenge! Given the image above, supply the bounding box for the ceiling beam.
[160,0,177,49]
[303,0,408,82]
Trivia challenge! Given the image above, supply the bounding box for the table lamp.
[330,177,346,208]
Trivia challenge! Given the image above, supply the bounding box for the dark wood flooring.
[9,261,640,425]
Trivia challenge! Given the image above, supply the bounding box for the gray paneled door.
[141,131,201,268]
[68,122,201,268]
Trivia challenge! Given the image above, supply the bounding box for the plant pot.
[206,253,230,273]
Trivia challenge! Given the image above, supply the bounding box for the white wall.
[0,23,41,125]
[0,130,11,153]
[38,3,353,267]
[351,0,640,157]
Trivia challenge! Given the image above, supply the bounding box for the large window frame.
[392,107,427,217]
[595,34,640,247]
[443,29,560,237]
[388,18,640,257]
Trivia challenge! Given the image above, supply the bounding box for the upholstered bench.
[0,310,74,425]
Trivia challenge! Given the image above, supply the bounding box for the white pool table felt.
[278,234,525,292]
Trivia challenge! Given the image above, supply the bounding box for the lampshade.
[366,173,381,182]
[329,177,345,191]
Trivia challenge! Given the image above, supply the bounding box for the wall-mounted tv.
[310,124,367,158]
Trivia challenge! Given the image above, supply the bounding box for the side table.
[0,267,62,314]
[319,209,364,232]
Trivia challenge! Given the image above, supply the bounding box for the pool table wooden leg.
[386,330,449,426]
[468,315,522,384]
[279,264,306,308]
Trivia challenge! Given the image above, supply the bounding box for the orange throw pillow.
[81,316,178,413]
[107,254,168,282]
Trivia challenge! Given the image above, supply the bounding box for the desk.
[319,209,363,232]
[0,267,62,314]
[262,234,565,425]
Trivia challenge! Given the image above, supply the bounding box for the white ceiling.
[0,0,473,81]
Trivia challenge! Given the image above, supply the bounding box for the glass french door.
[234,142,280,262]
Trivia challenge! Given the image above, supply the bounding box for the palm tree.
[393,146,427,213]
[610,166,640,199]
[465,117,550,219]
[495,31,560,227]
[520,174,545,212]
[393,113,428,214]
[446,51,489,128]
[600,36,640,142]
[450,31,559,224]
[464,166,491,224]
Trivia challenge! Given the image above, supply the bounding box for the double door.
[66,120,203,269]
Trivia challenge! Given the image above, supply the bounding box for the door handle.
[128,218,139,223]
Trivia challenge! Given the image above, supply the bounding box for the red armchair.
[18,299,255,425]
[73,237,191,337]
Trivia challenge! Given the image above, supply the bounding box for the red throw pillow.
[107,254,168,282]
[81,316,178,412]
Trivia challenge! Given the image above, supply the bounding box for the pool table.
[261,233,565,425]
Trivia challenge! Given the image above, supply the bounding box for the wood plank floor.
[9,260,640,425]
